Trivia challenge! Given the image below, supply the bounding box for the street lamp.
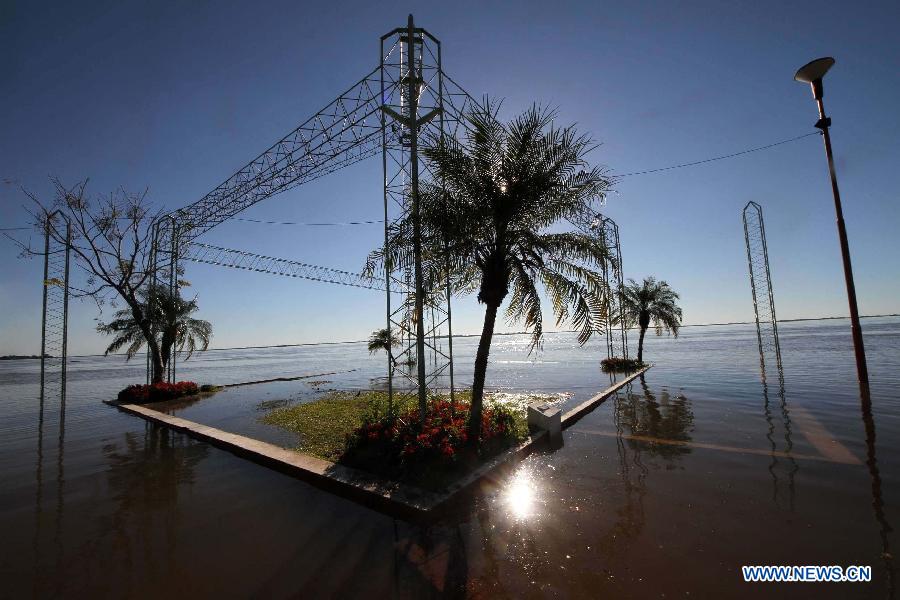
[794,57,870,397]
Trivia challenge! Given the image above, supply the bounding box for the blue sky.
[2,0,898,355]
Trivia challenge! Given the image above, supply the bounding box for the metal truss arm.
[181,242,383,291]
[170,68,387,242]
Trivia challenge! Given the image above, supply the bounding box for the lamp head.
[794,57,834,100]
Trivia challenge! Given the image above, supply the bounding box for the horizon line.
[21,312,898,359]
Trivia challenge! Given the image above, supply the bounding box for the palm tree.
[368,327,400,364]
[97,285,212,373]
[620,277,682,363]
[370,103,612,437]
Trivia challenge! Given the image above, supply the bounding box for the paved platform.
[105,367,651,518]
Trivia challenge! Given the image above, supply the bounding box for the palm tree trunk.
[139,321,164,383]
[161,330,172,377]
[469,302,499,439]
[637,326,647,363]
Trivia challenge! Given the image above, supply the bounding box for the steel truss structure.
[182,242,383,291]
[743,201,782,371]
[151,16,478,407]
[39,211,71,405]
[568,210,629,359]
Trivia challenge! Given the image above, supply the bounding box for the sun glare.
[505,468,537,520]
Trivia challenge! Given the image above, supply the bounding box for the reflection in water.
[390,520,470,595]
[759,364,798,509]
[615,375,695,463]
[588,378,697,562]
[859,387,896,597]
[32,390,66,598]
[612,385,647,546]
[101,423,209,581]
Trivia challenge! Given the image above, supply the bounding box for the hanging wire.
[615,132,820,178]
[233,217,384,226]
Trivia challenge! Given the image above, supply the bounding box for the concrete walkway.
[105,367,652,517]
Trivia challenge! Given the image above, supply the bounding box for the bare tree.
[21,178,168,382]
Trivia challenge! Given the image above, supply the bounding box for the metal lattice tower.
[151,16,476,405]
[379,16,473,405]
[743,201,782,370]
[568,209,629,359]
[40,211,71,404]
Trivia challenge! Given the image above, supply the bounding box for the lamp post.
[794,57,870,398]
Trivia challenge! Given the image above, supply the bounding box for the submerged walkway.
[105,368,652,517]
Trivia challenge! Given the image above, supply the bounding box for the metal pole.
[39,217,50,401]
[61,221,71,404]
[147,221,159,385]
[437,38,455,402]
[757,204,782,369]
[814,96,870,397]
[169,218,179,383]
[380,34,394,418]
[743,205,766,371]
[406,14,428,416]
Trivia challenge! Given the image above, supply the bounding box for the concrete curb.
[105,366,651,519]
[561,365,652,429]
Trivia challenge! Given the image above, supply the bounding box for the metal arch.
[567,208,629,359]
[40,211,71,406]
[743,201,782,371]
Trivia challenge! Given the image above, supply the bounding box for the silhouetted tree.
[97,284,212,372]
[21,179,170,381]
[367,327,400,365]
[620,277,682,363]
[369,102,612,437]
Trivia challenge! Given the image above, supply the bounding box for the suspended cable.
[230,132,822,227]
[232,217,384,226]
[615,132,820,178]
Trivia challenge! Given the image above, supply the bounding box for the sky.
[1,0,899,355]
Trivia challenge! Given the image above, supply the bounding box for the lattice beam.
[40,211,71,404]
[743,201,782,370]
[182,242,383,290]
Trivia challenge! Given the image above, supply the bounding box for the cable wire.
[615,132,820,178]
[233,217,384,226]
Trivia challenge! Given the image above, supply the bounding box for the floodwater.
[1,317,898,598]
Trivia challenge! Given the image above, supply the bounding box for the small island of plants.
[262,390,539,491]
[600,357,647,373]
[117,381,220,404]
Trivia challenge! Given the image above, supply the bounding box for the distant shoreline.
[0,354,52,361]
[9,313,896,360]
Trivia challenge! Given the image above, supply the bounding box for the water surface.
[1,318,898,598]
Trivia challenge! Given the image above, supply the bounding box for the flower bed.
[340,398,523,490]
[262,390,535,491]
[117,381,200,404]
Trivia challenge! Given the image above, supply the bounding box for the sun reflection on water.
[505,467,538,520]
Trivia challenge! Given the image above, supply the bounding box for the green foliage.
[368,102,613,352]
[367,327,400,356]
[619,276,682,362]
[97,284,212,366]
[262,391,415,460]
[261,390,532,490]
[342,398,523,490]
[600,357,646,372]
[365,101,613,436]
[619,277,683,336]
